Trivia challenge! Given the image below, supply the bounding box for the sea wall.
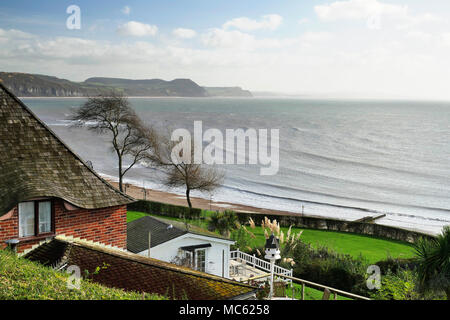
[235,212,435,243]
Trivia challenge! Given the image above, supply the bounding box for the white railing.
[230,249,293,282]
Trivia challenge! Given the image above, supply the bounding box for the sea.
[22,97,450,235]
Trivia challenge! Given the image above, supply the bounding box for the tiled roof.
[0,83,134,215]
[24,238,257,300]
[127,216,234,254]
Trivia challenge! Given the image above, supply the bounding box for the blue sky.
[1,0,450,99]
[0,1,316,39]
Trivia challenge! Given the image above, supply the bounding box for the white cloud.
[298,18,310,25]
[0,28,34,40]
[300,32,333,44]
[201,28,298,50]
[202,28,255,49]
[173,28,197,39]
[396,12,443,30]
[117,21,158,37]
[122,6,131,15]
[314,0,442,30]
[440,33,450,47]
[3,22,450,100]
[315,0,407,21]
[223,14,283,31]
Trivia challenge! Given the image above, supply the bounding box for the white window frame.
[18,200,53,238]
[38,201,52,234]
[194,248,207,272]
[18,202,35,238]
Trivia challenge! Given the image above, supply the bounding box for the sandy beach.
[106,179,442,236]
[108,179,306,218]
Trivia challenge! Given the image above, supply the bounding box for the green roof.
[0,82,134,216]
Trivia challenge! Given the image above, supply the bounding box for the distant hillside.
[84,77,208,97]
[0,73,102,97]
[204,86,252,97]
[0,72,252,97]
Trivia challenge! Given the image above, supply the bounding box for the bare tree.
[146,131,224,212]
[70,92,154,192]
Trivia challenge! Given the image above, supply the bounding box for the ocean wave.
[271,166,450,200]
[284,150,449,181]
[220,184,380,213]
[220,182,450,217]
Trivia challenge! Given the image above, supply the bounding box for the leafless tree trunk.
[70,92,155,192]
[142,129,224,213]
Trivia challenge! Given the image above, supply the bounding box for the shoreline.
[107,179,440,236]
[108,180,316,218]
[19,96,253,99]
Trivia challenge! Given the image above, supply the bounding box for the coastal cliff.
[203,87,252,97]
[0,72,252,97]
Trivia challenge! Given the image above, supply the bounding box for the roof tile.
[25,238,257,300]
[0,83,134,215]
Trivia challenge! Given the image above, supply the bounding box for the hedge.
[128,200,202,219]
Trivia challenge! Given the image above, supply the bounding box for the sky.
[1,0,450,99]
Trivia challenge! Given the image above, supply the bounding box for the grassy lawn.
[127,210,157,223]
[0,249,166,300]
[128,210,414,264]
[245,225,415,264]
[285,283,352,300]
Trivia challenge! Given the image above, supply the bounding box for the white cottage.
[127,216,235,279]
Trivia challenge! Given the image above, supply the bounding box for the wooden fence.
[245,272,371,300]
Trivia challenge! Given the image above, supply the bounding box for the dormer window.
[18,200,53,238]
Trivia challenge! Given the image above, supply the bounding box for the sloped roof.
[24,238,257,300]
[127,216,187,253]
[127,215,234,254]
[0,82,134,215]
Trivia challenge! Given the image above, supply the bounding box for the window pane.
[19,202,35,237]
[39,202,51,234]
[183,251,194,269]
[196,249,206,272]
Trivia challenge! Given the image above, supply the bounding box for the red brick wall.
[0,207,18,248]
[0,199,127,253]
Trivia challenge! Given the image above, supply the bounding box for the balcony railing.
[230,249,293,281]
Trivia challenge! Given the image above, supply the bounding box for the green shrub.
[375,257,417,275]
[369,269,422,300]
[413,227,450,300]
[208,210,238,237]
[279,239,368,295]
[231,225,253,251]
[128,200,202,220]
